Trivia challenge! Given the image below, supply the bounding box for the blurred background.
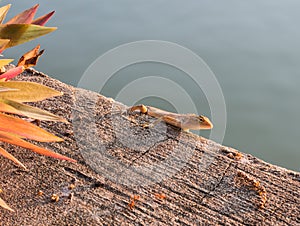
[4,0,299,171]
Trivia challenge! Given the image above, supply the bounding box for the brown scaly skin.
[129,104,213,132]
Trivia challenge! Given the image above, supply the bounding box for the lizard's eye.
[198,116,204,122]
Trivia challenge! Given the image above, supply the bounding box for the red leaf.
[0,66,24,81]
[32,11,55,26]
[6,4,39,24]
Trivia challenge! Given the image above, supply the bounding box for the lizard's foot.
[141,117,163,129]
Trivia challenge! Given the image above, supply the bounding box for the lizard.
[128,104,213,132]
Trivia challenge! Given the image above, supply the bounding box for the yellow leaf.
[0,98,68,122]
[0,131,76,162]
[0,24,56,48]
[0,59,13,68]
[0,81,63,102]
[0,146,26,169]
[0,197,14,212]
[0,39,10,51]
[0,4,11,24]
[0,112,63,142]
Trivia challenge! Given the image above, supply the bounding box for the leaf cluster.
[0,4,75,211]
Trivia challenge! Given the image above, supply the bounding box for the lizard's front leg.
[128,105,158,128]
[128,104,148,114]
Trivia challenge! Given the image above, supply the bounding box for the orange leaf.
[32,11,55,26]
[17,45,44,68]
[0,146,26,169]
[0,131,76,162]
[0,197,14,212]
[0,112,63,142]
[6,4,39,24]
[0,66,24,81]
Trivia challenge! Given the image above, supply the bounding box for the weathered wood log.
[1,69,299,225]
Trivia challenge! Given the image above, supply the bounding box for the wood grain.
[0,68,299,225]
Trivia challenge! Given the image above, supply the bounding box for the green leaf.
[0,81,63,102]
[0,24,56,48]
[0,98,68,122]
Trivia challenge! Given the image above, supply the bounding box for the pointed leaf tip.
[0,98,68,123]
[0,146,26,169]
[0,131,76,163]
[32,11,55,26]
[0,4,11,24]
[0,197,14,212]
[0,24,57,48]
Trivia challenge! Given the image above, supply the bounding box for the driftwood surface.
[0,69,299,226]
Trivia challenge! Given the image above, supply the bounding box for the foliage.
[0,4,75,211]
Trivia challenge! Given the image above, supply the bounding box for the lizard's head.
[184,114,213,130]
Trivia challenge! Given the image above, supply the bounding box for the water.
[5,0,300,171]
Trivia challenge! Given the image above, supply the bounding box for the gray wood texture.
[1,69,299,225]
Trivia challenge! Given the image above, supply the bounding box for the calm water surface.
[6,0,300,171]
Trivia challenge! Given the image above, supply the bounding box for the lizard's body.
[129,105,213,131]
